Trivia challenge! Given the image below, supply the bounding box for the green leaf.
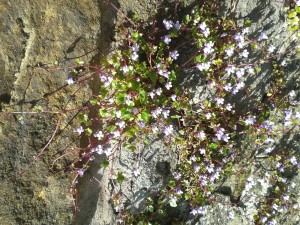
[107,125,117,132]
[244,18,252,27]
[288,10,297,19]
[171,115,181,119]
[169,201,177,207]
[168,180,176,188]
[101,160,109,168]
[141,110,151,122]
[99,109,107,117]
[148,205,154,213]
[185,192,191,200]
[85,128,92,136]
[116,171,125,183]
[115,93,126,105]
[74,58,84,65]
[209,143,219,149]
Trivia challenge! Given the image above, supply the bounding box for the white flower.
[236,68,245,78]
[244,116,256,125]
[205,113,212,120]
[162,35,171,44]
[225,47,234,57]
[225,65,236,75]
[200,148,206,155]
[267,45,275,54]
[203,41,214,55]
[92,145,103,155]
[163,19,173,30]
[224,83,232,92]
[163,124,174,135]
[132,168,140,177]
[74,126,84,135]
[169,50,179,60]
[227,212,234,220]
[116,120,126,129]
[131,52,139,61]
[155,87,162,96]
[148,91,155,99]
[199,22,207,30]
[165,82,172,90]
[115,110,121,118]
[131,43,139,52]
[66,76,74,85]
[196,62,211,71]
[94,131,104,140]
[170,94,177,101]
[258,32,268,41]
[198,131,206,140]
[296,0,300,6]
[202,28,210,37]
[242,49,249,58]
[291,156,298,165]
[112,130,121,138]
[174,21,181,30]
[225,103,233,111]
[248,66,254,74]
[215,97,224,106]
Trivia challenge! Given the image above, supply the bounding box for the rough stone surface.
[0,0,101,224]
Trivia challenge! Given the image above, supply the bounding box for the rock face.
[0,1,102,224]
[0,0,299,225]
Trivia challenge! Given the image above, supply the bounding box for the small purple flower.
[174,21,181,30]
[66,76,74,85]
[74,126,84,135]
[169,50,179,60]
[162,35,171,45]
[163,19,173,30]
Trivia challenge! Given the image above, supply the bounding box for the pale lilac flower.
[216,128,225,140]
[265,147,273,154]
[199,22,207,30]
[173,172,182,180]
[190,155,197,162]
[148,91,155,99]
[165,82,172,90]
[131,168,140,177]
[131,43,139,52]
[297,0,300,6]
[112,130,121,138]
[77,168,85,177]
[169,50,179,60]
[242,49,249,58]
[116,120,126,129]
[198,131,206,140]
[265,137,275,144]
[66,76,74,85]
[233,33,244,42]
[74,126,84,135]
[194,164,200,172]
[225,47,234,57]
[248,66,254,74]
[267,45,275,54]
[289,90,296,98]
[158,68,170,78]
[131,52,139,61]
[169,196,177,205]
[244,116,256,125]
[283,195,289,201]
[132,108,139,115]
[224,83,232,92]
[291,181,296,188]
[225,103,233,111]
[170,94,177,101]
[152,126,159,133]
[200,148,206,155]
[163,19,173,30]
[281,60,287,67]
[162,35,171,44]
[205,113,212,120]
[202,28,210,37]
[191,209,198,215]
[222,133,230,142]
[163,124,174,135]
[258,32,268,41]
[291,156,298,165]
[227,212,234,220]
[92,145,103,155]
[121,65,129,74]
[242,27,249,34]
[203,41,214,55]
[174,21,181,30]
[94,131,104,140]
[175,188,183,195]
[196,62,211,71]
[137,121,146,128]
[155,87,162,96]
[236,68,245,78]
[215,97,224,106]
[225,65,236,75]
[162,109,170,119]
[115,110,121,118]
